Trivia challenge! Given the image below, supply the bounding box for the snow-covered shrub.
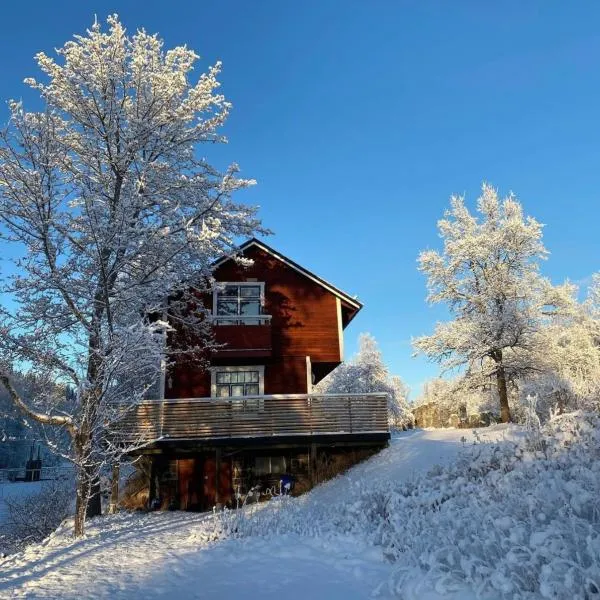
[391,418,600,598]
[385,419,599,598]
[1,477,73,554]
[519,373,600,425]
[223,412,600,599]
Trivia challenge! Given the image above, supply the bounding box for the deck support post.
[108,462,120,514]
[309,443,318,487]
[149,458,157,509]
[215,448,221,507]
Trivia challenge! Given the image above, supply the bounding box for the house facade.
[122,239,389,510]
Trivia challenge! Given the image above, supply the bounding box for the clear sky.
[0,1,598,395]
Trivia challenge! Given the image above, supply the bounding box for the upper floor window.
[213,282,269,325]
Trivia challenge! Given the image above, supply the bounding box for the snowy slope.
[0,481,45,528]
[0,427,519,599]
[306,425,522,507]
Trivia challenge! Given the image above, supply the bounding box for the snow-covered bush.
[1,477,74,554]
[222,412,600,599]
[385,416,600,598]
[519,373,600,424]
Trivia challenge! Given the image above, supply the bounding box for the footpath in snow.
[0,426,519,599]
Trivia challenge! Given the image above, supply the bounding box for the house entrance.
[176,455,232,511]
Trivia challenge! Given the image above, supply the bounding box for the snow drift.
[223,413,600,599]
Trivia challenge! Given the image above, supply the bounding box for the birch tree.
[0,15,261,536]
[414,184,551,423]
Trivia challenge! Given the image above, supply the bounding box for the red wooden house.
[123,239,389,510]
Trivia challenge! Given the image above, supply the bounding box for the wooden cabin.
[121,239,389,510]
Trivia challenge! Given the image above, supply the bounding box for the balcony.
[116,393,389,446]
[211,315,272,358]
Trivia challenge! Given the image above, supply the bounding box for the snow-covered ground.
[0,427,519,599]
[307,424,523,507]
[0,481,44,528]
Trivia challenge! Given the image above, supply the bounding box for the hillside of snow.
[0,418,598,599]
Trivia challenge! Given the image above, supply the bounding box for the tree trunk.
[74,465,102,536]
[495,362,512,423]
[74,468,91,537]
[73,416,103,535]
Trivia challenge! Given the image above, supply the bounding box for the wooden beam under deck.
[131,433,390,455]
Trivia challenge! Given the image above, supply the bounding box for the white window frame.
[210,365,265,396]
[212,282,267,325]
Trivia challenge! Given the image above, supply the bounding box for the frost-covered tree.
[415,276,600,425]
[414,184,555,423]
[414,374,500,424]
[588,273,600,318]
[318,333,412,427]
[388,375,413,429]
[318,333,389,394]
[0,16,261,536]
[520,279,600,417]
[350,333,390,394]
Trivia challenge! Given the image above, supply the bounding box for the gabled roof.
[212,238,363,312]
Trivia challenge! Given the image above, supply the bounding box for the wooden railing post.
[159,401,165,439]
[348,396,353,433]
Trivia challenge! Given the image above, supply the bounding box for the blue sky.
[0,1,599,396]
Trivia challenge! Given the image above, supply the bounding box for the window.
[210,366,265,412]
[215,369,260,397]
[213,283,267,325]
[254,456,286,476]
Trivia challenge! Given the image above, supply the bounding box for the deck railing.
[116,393,389,443]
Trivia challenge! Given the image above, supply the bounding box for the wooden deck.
[116,393,389,444]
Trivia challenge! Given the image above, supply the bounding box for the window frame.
[212,282,266,325]
[254,455,287,476]
[210,365,265,412]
